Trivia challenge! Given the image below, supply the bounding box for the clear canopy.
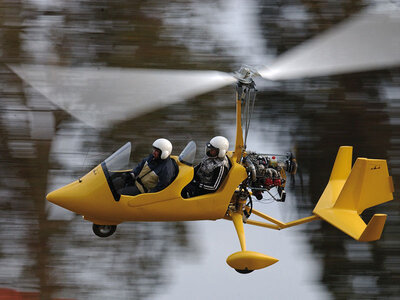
[179,141,196,166]
[103,141,195,171]
[103,142,132,171]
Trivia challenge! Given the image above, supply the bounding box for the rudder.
[335,158,394,214]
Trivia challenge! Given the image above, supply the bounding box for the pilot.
[118,138,178,196]
[182,136,231,198]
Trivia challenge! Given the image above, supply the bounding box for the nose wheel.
[92,224,117,237]
[235,268,254,274]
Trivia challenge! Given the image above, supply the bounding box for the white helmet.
[207,136,229,158]
[152,138,172,160]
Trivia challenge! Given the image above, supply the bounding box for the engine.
[243,152,297,202]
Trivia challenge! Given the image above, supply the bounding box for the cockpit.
[101,141,196,201]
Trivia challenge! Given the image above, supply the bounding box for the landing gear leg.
[277,187,286,202]
[92,224,117,237]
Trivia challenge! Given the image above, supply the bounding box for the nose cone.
[45,164,114,218]
[46,181,80,210]
[46,187,66,206]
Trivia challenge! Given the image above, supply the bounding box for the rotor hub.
[233,65,259,84]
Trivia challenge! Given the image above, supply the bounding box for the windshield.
[179,141,196,165]
[104,142,132,171]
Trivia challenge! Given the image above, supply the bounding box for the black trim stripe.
[101,162,121,202]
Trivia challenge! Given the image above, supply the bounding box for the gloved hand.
[129,172,136,182]
[122,172,135,186]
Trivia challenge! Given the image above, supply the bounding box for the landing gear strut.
[92,224,117,237]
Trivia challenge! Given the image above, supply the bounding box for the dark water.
[1,0,400,299]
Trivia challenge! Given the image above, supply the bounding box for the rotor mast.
[233,86,244,163]
[232,66,258,163]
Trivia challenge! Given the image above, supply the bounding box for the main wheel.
[92,224,117,238]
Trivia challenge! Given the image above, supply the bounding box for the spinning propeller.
[9,4,400,129]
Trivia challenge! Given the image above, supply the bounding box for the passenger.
[118,138,178,196]
[182,136,231,198]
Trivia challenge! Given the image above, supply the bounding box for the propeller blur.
[8,4,400,129]
[9,65,236,128]
[259,4,400,80]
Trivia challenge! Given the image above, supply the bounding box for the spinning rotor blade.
[9,64,236,128]
[260,5,400,80]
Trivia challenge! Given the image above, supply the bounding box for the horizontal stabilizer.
[314,146,394,241]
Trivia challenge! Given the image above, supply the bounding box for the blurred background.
[1,0,399,299]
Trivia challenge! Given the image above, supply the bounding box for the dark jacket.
[193,156,230,193]
[133,154,178,193]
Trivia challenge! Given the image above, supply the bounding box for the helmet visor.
[206,142,219,157]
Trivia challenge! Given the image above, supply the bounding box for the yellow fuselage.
[47,155,247,225]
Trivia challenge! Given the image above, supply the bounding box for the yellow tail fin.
[313,146,394,241]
